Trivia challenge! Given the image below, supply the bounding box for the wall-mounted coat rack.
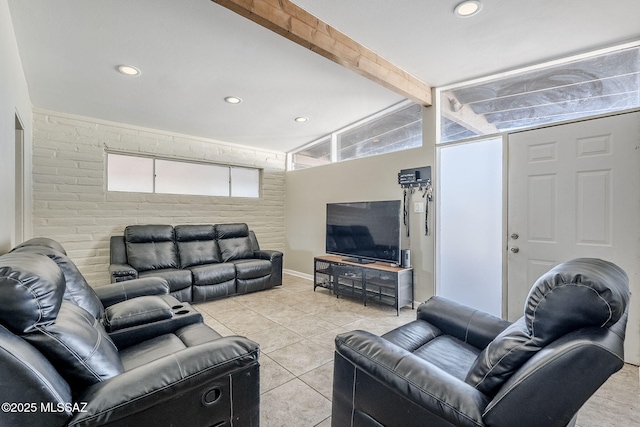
[398,166,431,189]
[398,166,433,236]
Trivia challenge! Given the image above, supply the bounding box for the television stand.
[313,255,414,315]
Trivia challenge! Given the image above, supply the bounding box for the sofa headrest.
[175,225,220,268]
[524,258,629,342]
[10,245,104,320]
[175,224,216,241]
[125,225,179,272]
[216,223,249,239]
[465,258,629,397]
[11,237,67,255]
[0,253,65,334]
[125,224,175,243]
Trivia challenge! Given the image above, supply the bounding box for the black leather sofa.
[332,258,630,427]
[110,223,283,302]
[0,238,260,426]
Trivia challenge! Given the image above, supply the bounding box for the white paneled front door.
[507,111,640,364]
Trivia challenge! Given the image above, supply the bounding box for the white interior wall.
[285,106,437,303]
[0,0,32,253]
[31,110,286,286]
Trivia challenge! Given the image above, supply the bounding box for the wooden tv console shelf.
[313,255,414,315]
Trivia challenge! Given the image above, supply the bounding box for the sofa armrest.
[103,296,174,332]
[334,330,490,427]
[107,300,204,349]
[94,277,170,308]
[417,296,511,349]
[109,235,127,263]
[68,336,260,427]
[253,249,281,262]
[254,250,283,286]
[109,263,138,283]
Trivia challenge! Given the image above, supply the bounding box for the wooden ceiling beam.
[211,0,432,106]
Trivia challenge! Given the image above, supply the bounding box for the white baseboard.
[283,269,313,281]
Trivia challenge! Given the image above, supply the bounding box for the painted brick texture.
[32,111,286,286]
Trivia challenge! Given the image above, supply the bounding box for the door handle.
[510,247,519,253]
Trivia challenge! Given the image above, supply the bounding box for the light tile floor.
[194,273,640,427]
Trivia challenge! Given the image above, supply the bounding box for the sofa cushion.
[465,317,540,395]
[189,263,236,286]
[414,335,481,381]
[23,302,124,389]
[138,268,192,292]
[119,333,186,371]
[233,259,271,280]
[119,323,222,371]
[0,252,64,334]
[125,225,179,272]
[175,322,223,346]
[381,320,442,353]
[175,225,221,268]
[217,223,253,262]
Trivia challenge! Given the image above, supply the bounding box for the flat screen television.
[326,200,401,264]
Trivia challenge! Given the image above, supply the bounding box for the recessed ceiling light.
[454,0,482,17]
[117,65,141,76]
[294,117,309,123]
[224,96,242,104]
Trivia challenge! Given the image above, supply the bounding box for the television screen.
[326,200,401,264]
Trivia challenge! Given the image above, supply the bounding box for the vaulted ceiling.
[8,0,640,152]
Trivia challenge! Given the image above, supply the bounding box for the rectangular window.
[438,44,640,144]
[155,160,229,196]
[107,154,154,193]
[288,101,422,170]
[107,153,260,198]
[231,167,260,198]
[290,137,332,170]
[337,103,422,162]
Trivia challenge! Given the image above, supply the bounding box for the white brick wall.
[32,110,286,286]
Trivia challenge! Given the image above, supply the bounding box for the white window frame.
[107,152,261,198]
[435,40,640,145]
[287,100,422,170]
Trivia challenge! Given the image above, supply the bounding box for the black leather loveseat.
[0,238,260,426]
[332,258,630,427]
[110,223,283,302]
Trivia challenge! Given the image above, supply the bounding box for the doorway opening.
[15,114,24,246]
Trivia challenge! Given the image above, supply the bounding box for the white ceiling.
[8,0,640,153]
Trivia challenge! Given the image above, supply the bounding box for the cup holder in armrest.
[171,304,191,315]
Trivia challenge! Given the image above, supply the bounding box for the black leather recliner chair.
[332,258,630,427]
[10,238,195,348]
[0,244,260,426]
